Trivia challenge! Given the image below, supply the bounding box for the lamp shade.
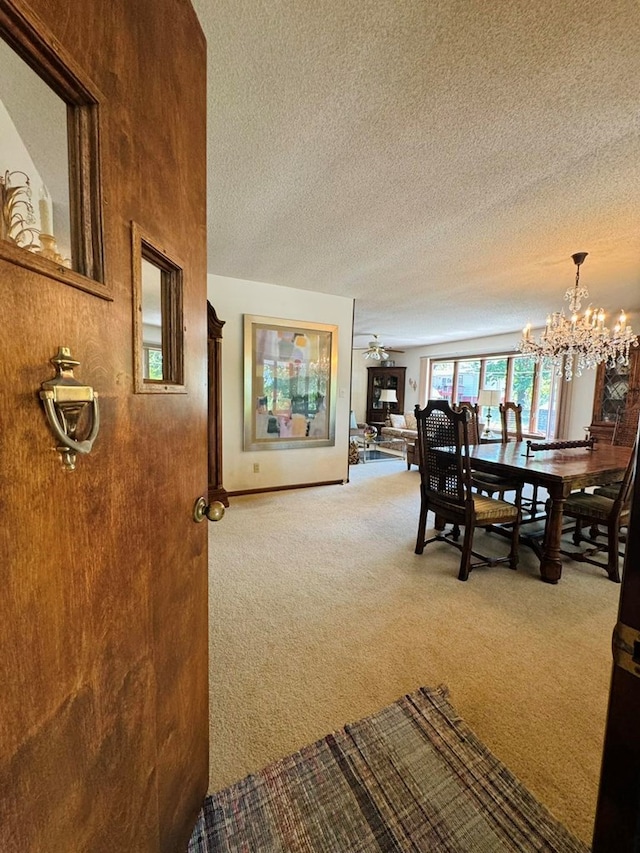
[379,389,398,403]
[477,389,501,408]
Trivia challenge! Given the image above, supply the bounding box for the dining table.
[467,440,632,583]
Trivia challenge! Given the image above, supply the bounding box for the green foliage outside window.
[429,353,559,437]
[143,346,163,380]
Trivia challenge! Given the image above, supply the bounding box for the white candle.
[39,185,53,236]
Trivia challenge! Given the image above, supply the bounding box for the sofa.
[380,412,419,469]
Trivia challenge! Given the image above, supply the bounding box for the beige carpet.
[207,457,620,847]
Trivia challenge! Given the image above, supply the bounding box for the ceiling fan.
[362,334,404,361]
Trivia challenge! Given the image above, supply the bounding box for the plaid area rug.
[188,686,589,852]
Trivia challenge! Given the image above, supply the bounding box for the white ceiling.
[193,0,640,351]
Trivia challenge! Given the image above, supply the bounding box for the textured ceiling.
[192,0,640,350]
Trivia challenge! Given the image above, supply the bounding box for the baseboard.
[226,479,345,499]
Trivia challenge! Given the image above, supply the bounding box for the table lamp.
[379,389,398,424]
[477,389,502,438]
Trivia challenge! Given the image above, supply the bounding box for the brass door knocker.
[40,347,100,470]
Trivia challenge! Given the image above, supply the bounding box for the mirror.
[0,35,72,265]
[132,225,184,393]
[141,258,164,381]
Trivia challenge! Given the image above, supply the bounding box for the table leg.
[540,484,569,583]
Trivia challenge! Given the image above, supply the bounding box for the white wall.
[558,369,597,439]
[1,98,45,233]
[209,274,354,492]
[352,329,597,440]
[1,98,38,185]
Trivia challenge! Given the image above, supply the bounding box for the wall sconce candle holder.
[1,170,72,267]
[0,169,40,250]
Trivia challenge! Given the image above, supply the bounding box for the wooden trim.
[0,0,107,293]
[227,479,344,498]
[207,301,229,507]
[67,102,105,283]
[530,363,541,434]
[131,222,186,394]
[162,264,184,385]
[0,0,103,100]
[431,347,528,365]
[208,301,225,339]
[505,358,514,407]
[592,362,607,423]
[0,241,111,299]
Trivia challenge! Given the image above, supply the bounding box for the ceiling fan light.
[362,334,394,361]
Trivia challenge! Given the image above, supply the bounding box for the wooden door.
[592,428,640,851]
[0,2,208,851]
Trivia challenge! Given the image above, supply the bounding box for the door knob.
[193,497,225,523]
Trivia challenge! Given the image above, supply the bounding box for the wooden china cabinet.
[589,346,640,446]
[366,366,406,425]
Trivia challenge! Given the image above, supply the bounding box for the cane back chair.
[414,401,522,581]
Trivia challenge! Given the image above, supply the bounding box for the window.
[456,360,480,403]
[483,357,507,392]
[431,361,454,401]
[428,352,560,438]
[143,344,163,380]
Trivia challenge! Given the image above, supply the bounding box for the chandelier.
[519,252,638,381]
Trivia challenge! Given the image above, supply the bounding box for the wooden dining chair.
[414,400,522,581]
[471,401,522,502]
[591,411,636,498]
[452,402,481,444]
[560,437,637,582]
[499,401,523,442]
[499,401,544,517]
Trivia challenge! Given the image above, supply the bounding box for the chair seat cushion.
[472,494,520,522]
[430,493,519,523]
[564,492,617,522]
[593,482,622,500]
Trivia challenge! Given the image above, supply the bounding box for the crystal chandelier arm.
[519,252,638,381]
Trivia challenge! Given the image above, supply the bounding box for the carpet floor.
[206,460,618,844]
[189,686,588,852]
